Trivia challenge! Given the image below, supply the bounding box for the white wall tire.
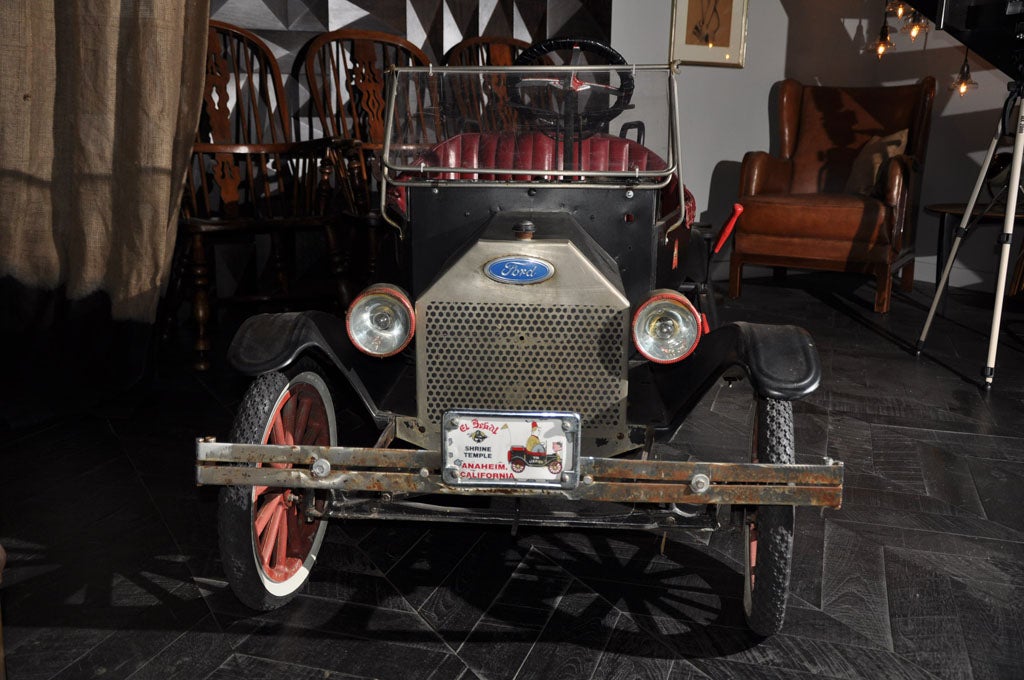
[218,360,335,610]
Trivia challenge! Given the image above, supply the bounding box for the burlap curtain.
[0,0,209,418]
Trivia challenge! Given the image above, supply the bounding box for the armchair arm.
[739,151,793,197]
[877,154,909,206]
[878,154,916,249]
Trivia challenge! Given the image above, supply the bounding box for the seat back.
[303,30,432,215]
[305,29,431,145]
[443,36,532,66]
[183,22,320,221]
[200,21,291,147]
[780,78,935,194]
[442,37,534,132]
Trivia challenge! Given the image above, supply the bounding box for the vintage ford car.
[196,40,843,636]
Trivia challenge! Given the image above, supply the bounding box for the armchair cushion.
[844,129,908,195]
[738,193,890,248]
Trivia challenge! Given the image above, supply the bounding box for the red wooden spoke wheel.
[252,381,330,584]
[218,363,336,610]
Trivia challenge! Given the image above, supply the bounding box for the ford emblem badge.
[484,256,555,285]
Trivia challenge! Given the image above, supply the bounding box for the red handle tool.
[713,203,744,254]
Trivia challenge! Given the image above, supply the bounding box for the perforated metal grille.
[422,302,627,426]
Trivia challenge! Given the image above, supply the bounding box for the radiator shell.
[416,238,630,445]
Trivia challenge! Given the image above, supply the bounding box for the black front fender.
[227,311,402,427]
[651,321,820,431]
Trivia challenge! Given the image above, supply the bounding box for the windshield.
[382,65,678,184]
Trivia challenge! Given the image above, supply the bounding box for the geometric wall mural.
[210,0,611,135]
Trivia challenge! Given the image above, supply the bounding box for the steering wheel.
[510,37,635,138]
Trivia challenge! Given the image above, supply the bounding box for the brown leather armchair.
[729,77,935,313]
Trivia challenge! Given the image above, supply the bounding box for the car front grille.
[421,300,627,427]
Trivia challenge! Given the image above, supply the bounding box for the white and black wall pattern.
[209,0,613,135]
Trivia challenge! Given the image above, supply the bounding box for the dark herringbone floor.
[2,273,1023,680]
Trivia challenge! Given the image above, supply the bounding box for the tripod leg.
[917,120,1003,353]
[983,100,1024,386]
[918,232,971,352]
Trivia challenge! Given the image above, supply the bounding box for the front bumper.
[195,439,844,508]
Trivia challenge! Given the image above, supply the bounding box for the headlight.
[632,290,702,363]
[346,284,415,357]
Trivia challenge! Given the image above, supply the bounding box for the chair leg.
[899,260,915,292]
[728,256,742,299]
[874,264,893,314]
[191,234,212,371]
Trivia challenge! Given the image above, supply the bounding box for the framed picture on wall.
[670,0,748,67]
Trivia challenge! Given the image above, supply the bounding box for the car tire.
[218,359,335,610]
[743,397,795,636]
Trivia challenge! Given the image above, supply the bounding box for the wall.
[614,0,1013,289]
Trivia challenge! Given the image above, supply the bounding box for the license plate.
[442,411,581,489]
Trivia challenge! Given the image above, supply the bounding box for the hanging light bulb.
[950,48,978,96]
[869,1,896,58]
[871,22,896,58]
[901,11,930,42]
[885,1,908,19]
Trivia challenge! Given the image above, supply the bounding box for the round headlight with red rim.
[632,290,702,363]
[346,284,415,358]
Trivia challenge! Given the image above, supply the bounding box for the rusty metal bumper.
[195,440,843,508]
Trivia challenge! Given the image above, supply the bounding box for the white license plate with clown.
[442,411,581,489]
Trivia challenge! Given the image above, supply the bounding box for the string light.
[885,1,908,19]
[871,21,896,58]
[869,3,976,94]
[900,10,929,42]
[950,47,978,96]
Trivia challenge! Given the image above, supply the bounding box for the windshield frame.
[380,64,682,189]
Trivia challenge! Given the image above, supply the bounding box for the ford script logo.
[484,256,555,285]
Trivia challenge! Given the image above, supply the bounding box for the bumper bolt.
[310,457,331,479]
[583,475,594,486]
[690,473,711,494]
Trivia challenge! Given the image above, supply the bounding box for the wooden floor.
[2,273,1023,680]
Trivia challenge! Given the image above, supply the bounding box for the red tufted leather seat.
[391,132,682,221]
[419,131,667,180]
